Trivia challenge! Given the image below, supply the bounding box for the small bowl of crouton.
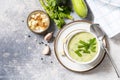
[27,10,50,34]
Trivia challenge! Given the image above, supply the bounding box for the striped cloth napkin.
[86,0,120,38]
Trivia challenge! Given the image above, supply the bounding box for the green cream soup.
[68,32,98,62]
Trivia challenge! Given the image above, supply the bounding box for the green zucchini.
[72,0,88,18]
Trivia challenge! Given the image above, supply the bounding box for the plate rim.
[54,20,107,72]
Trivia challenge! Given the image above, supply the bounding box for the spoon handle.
[103,45,120,78]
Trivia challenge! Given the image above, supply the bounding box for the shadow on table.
[111,33,120,45]
[84,0,94,22]
[82,56,112,75]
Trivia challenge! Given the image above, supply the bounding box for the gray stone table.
[0,0,120,80]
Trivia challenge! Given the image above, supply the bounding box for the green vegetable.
[75,50,82,57]
[39,0,73,29]
[74,38,97,57]
[72,0,88,18]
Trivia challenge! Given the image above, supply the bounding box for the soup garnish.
[74,38,97,57]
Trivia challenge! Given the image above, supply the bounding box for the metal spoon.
[90,24,120,78]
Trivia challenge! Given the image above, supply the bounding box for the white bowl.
[63,30,101,65]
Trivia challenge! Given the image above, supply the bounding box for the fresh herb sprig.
[74,38,97,57]
[39,0,73,29]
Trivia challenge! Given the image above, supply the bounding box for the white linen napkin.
[87,0,120,38]
[100,0,120,7]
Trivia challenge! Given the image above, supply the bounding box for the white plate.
[54,20,107,72]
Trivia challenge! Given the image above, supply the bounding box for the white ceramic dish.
[63,30,101,65]
[54,20,107,72]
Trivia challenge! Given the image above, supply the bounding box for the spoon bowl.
[90,24,105,40]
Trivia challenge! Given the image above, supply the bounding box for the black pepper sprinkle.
[39,42,41,44]
[22,20,24,22]
[45,44,47,46]
[41,58,43,60]
[51,61,53,63]
[41,42,44,44]
[28,35,31,38]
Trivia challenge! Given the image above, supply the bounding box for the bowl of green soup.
[64,30,100,64]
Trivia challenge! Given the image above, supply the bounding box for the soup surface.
[68,32,98,62]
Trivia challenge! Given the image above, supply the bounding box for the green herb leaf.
[89,38,96,45]
[83,50,90,54]
[79,40,88,46]
[91,46,96,52]
[58,6,64,11]
[74,50,82,57]
[77,38,97,55]
[78,45,85,48]
[54,19,65,29]
[39,0,73,29]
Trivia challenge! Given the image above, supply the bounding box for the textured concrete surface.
[0,0,120,80]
